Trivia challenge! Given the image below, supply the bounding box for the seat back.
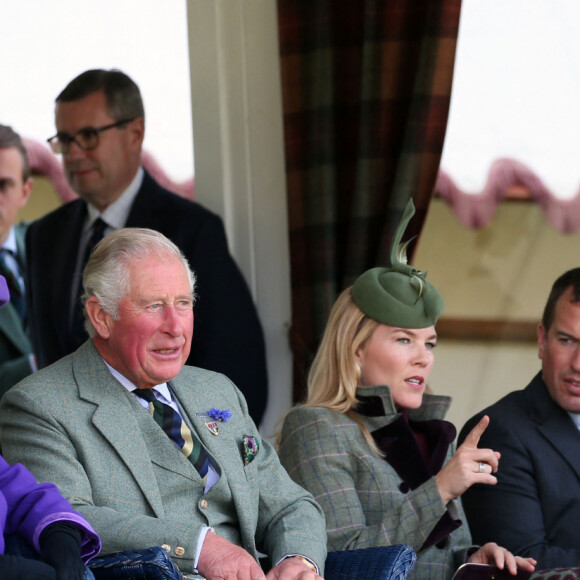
[89,543,418,580]
[325,545,417,580]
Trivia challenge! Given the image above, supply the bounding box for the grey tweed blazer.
[278,385,472,580]
[0,340,326,575]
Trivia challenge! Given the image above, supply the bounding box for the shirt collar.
[1,228,18,253]
[103,358,172,402]
[86,166,144,230]
[568,411,580,431]
[540,374,580,431]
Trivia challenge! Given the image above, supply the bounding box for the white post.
[186,0,293,440]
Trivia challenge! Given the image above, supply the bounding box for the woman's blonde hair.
[303,286,383,454]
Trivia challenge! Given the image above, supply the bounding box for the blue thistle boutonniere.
[208,408,232,422]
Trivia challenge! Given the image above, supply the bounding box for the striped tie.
[133,387,211,484]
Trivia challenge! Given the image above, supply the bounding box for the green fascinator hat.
[352,199,444,328]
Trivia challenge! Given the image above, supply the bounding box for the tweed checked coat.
[0,340,326,576]
[278,384,472,580]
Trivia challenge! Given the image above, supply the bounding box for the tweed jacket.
[25,169,268,424]
[278,385,473,580]
[0,223,33,397]
[459,372,580,568]
[0,340,326,576]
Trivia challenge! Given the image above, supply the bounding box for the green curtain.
[277,0,462,400]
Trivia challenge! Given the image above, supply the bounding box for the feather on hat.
[351,199,444,328]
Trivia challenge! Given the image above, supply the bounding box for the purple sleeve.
[0,456,101,562]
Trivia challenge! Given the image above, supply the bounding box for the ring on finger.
[478,461,486,473]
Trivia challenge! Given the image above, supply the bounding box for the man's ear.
[85,296,111,339]
[128,117,145,152]
[537,323,546,360]
[20,177,33,208]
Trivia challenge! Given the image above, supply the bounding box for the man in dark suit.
[27,69,268,424]
[459,267,580,569]
[0,125,35,396]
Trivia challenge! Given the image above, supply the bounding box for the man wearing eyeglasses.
[25,68,269,426]
[0,125,35,396]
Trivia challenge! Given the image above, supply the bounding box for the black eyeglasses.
[47,118,136,154]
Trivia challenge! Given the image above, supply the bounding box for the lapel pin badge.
[197,407,232,436]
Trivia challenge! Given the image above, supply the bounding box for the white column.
[186,0,293,441]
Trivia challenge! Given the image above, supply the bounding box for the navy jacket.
[459,372,580,568]
[25,170,268,424]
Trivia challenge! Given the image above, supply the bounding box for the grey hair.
[82,228,196,337]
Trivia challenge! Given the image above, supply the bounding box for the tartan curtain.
[277,0,462,400]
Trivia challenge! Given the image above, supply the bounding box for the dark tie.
[133,387,211,484]
[70,218,108,347]
[82,218,108,273]
[0,249,25,322]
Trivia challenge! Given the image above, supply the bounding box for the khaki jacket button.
[175,546,185,556]
[200,499,208,509]
[161,544,171,553]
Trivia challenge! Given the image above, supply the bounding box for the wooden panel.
[436,318,538,342]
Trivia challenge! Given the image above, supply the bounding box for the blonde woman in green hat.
[278,201,536,580]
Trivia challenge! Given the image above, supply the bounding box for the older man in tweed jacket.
[0,228,326,580]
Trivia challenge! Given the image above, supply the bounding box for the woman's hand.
[468,542,537,575]
[435,415,500,504]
